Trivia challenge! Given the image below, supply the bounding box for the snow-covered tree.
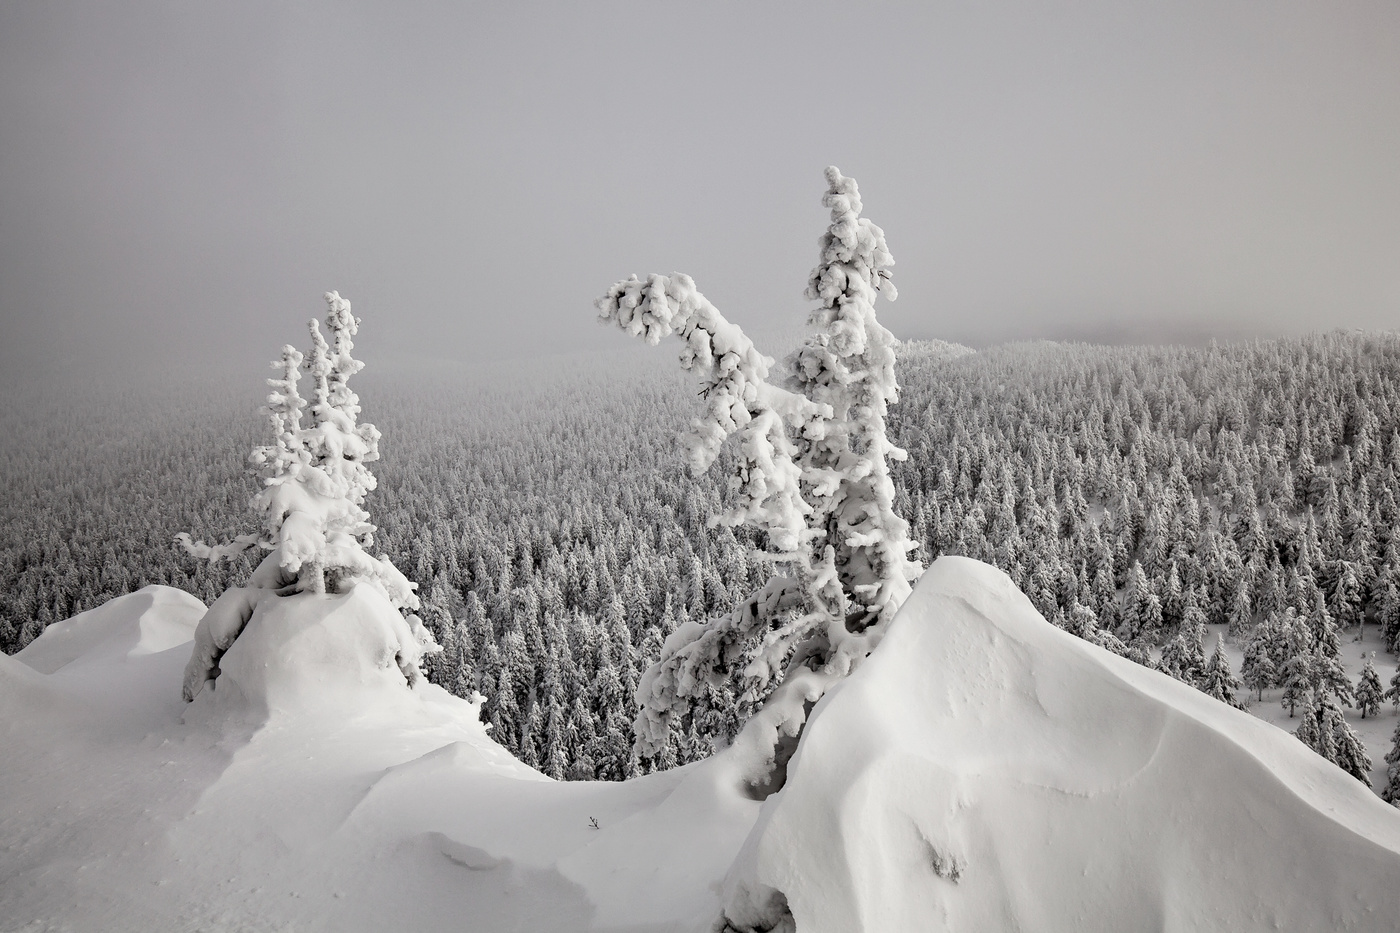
[1307,594,1355,709]
[1279,614,1313,718]
[597,167,921,788]
[1386,665,1400,711]
[1199,635,1243,709]
[1379,578,1400,652]
[1240,620,1277,702]
[1382,718,1400,805]
[1324,695,1372,785]
[1294,688,1323,751]
[1160,614,1206,684]
[1356,654,1384,719]
[1297,688,1372,786]
[177,292,430,701]
[1330,560,1364,630]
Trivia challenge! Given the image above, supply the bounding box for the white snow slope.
[4,558,1400,932]
[723,557,1400,932]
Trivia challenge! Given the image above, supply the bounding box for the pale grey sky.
[2,2,1398,377]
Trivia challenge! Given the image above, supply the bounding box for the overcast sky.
[2,2,1398,378]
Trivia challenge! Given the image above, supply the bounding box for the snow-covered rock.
[720,556,1400,932]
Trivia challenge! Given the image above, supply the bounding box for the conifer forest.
[5,331,1400,793]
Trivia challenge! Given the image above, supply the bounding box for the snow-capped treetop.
[804,165,897,306]
[787,166,919,631]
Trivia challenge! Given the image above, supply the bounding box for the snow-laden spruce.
[177,292,432,701]
[596,167,921,788]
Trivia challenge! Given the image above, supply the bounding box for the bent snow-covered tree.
[177,292,432,701]
[596,167,922,789]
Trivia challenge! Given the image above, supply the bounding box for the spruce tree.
[1356,654,1384,719]
[1308,594,1356,708]
[1380,718,1400,805]
[1240,620,1277,702]
[174,292,430,702]
[1279,615,1313,718]
[1294,688,1322,750]
[598,167,921,788]
[1160,615,1205,685]
[1381,579,1400,652]
[1200,635,1244,709]
[1330,560,1364,631]
[1323,695,1372,785]
[1386,665,1400,711]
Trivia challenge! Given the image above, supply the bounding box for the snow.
[184,581,434,721]
[720,557,1400,931]
[6,563,1400,931]
[1,583,757,931]
[14,585,205,674]
[1220,622,1400,790]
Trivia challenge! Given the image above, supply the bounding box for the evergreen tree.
[1226,575,1254,635]
[1279,615,1313,718]
[1323,695,1372,785]
[541,693,570,781]
[1240,620,1277,702]
[1381,718,1400,805]
[1200,635,1244,709]
[1160,614,1206,685]
[599,167,921,788]
[173,293,431,702]
[1330,560,1364,631]
[1356,654,1384,719]
[1307,595,1356,709]
[1294,688,1322,751]
[1381,579,1400,652]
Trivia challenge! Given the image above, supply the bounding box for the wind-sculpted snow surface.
[720,556,1400,932]
[14,585,205,674]
[5,565,1400,931]
[0,582,757,931]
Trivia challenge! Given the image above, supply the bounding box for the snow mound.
[722,556,1400,932]
[2,579,755,931]
[15,585,205,674]
[186,582,435,723]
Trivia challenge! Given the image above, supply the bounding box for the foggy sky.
[2,2,1398,378]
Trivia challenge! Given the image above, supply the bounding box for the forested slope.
[5,332,1400,786]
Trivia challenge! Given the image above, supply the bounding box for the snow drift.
[721,556,1400,932]
[5,561,1400,932]
[0,584,754,931]
[183,581,437,723]
[14,585,205,675]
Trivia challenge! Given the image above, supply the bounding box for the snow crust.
[721,556,1400,932]
[6,561,1400,931]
